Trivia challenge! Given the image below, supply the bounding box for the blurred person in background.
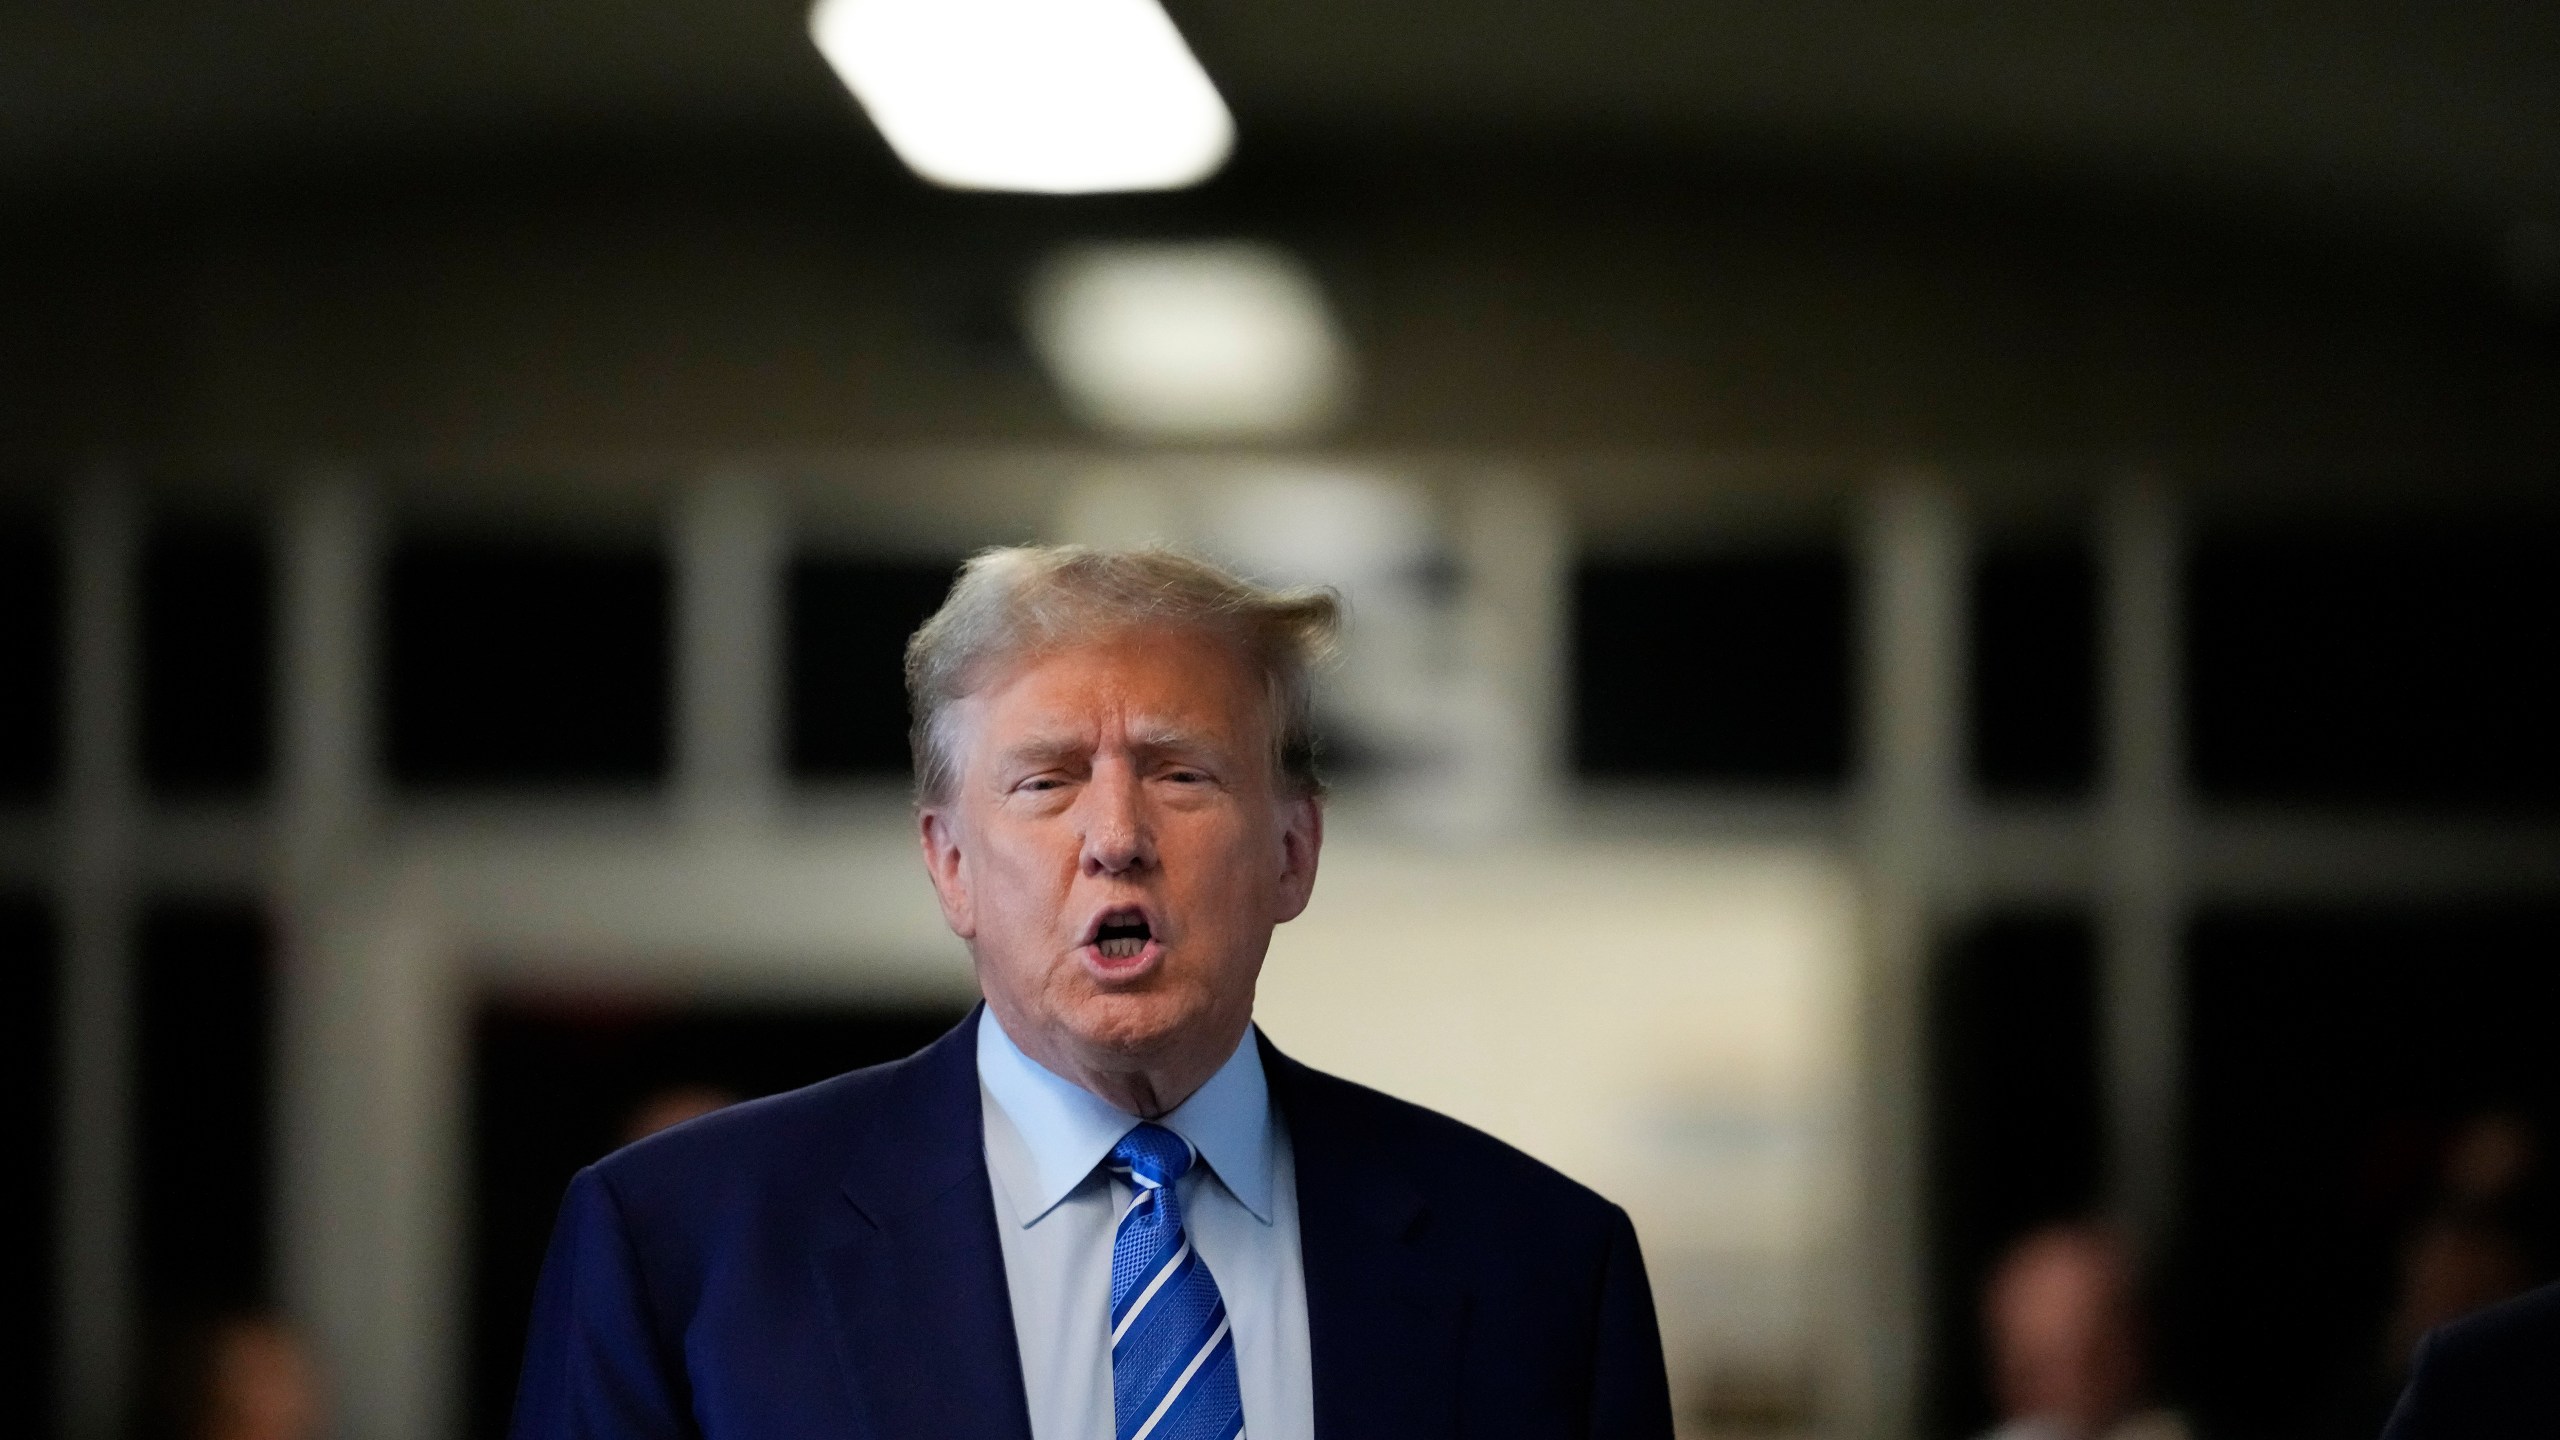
[2381,1112,2539,1370]
[1976,1223,2186,1440]
[2374,1111,2556,1438]
[156,1312,326,1440]
[509,545,1675,1440]
[618,1083,741,1145]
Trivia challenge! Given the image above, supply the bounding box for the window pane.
[2188,524,2560,809]
[0,522,62,802]
[1572,550,1852,783]
[384,538,670,787]
[141,526,273,796]
[785,556,957,779]
[1971,546,2099,797]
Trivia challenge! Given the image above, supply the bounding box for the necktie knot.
[1109,1122,1196,1192]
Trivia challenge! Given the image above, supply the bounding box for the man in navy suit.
[510,545,1675,1440]
[2382,1281,2560,1438]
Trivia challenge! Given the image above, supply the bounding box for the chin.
[1059,986,1211,1062]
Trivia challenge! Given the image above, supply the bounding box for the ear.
[917,805,977,940]
[1271,793,1324,924]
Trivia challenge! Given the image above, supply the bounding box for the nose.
[1078,763,1155,877]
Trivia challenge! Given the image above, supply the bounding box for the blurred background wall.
[4,5,2560,1440]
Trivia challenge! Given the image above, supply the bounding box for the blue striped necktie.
[1106,1123,1244,1440]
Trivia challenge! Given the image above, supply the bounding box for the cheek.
[1002,857,1069,921]
[1172,825,1264,891]
[1172,824,1283,930]
[973,833,1067,931]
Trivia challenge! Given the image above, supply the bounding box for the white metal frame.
[11,465,2560,1440]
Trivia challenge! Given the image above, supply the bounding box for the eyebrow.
[995,734,1088,771]
[1127,721,1219,755]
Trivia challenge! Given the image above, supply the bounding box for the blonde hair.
[903,545,1340,805]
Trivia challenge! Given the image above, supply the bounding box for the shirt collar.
[975,1007,1276,1226]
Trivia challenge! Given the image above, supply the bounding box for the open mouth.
[1091,909,1154,961]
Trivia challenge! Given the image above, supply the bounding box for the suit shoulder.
[2427,1280,2560,1373]
[2387,1282,2560,1437]
[589,1048,920,1205]
[1279,1057,1625,1227]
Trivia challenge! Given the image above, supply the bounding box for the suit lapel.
[816,1008,1036,1440]
[1265,1038,1468,1440]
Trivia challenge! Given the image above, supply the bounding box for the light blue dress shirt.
[977,1009,1314,1440]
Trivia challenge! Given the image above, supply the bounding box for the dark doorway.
[133,902,277,1440]
[0,895,60,1440]
[2174,907,2560,1440]
[467,995,968,1439]
[134,903,275,1321]
[1924,912,2105,1440]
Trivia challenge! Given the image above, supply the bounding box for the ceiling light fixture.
[807,0,1234,194]
[1024,241,1353,440]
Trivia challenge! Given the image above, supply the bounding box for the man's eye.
[1164,769,1208,784]
[1019,776,1069,792]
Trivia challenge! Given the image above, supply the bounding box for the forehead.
[964,625,1267,746]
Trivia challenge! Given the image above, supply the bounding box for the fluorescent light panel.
[1026,242,1353,440]
[808,0,1234,194]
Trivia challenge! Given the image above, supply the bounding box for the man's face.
[917,625,1322,1084]
[1989,1239,2140,1433]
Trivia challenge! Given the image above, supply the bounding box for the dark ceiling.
[5,0,2555,253]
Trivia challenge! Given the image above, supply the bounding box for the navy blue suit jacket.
[510,1008,1675,1440]
[2382,1281,2560,1439]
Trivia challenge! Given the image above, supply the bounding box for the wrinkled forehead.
[945,624,1274,757]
